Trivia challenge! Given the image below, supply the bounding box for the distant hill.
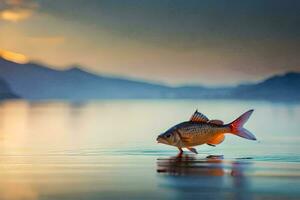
[0,78,19,100]
[0,58,173,100]
[232,72,300,101]
[0,58,299,101]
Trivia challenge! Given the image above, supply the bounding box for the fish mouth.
[156,137,161,143]
[156,136,167,144]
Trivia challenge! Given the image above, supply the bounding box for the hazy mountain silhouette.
[0,58,173,100]
[232,72,300,101]
[0,78,19,100]
[0,58,299,101]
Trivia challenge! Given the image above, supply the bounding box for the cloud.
[0,0,38,22]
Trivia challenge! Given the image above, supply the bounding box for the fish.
[156,109,256,154]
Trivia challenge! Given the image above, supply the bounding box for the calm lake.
[0,100,299,200]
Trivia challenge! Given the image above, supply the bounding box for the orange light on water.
[0,49,28,64]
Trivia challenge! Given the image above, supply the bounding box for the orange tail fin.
[229,110,256,140]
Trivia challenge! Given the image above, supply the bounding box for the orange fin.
[207,134,225,145]
[190,109,209,123]
[208,120,224,125]
[230,109,256,140]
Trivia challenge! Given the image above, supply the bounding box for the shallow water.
[0,100,299,200]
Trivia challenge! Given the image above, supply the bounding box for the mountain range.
[0,77,19,100]
[0,57,299,101]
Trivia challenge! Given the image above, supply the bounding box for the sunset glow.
[0,0,299,85]
[0,1,299,199]
[0,9,32,22]
[0,49,28,64]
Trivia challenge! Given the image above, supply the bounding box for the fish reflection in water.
[157,154,253,200]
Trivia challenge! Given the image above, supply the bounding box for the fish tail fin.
[228,109,256,140]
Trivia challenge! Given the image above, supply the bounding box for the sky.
[0,0,299,86]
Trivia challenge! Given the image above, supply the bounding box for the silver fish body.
[156,110,256,154]
[157,121,229,148]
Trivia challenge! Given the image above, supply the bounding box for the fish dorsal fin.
[208,120,224,125]
[189,110,209,123]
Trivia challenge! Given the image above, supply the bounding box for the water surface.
[0,100,299,200]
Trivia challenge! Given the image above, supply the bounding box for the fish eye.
[166,134,171,138]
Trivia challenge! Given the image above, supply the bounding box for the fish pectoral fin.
[181,138,192,144]
[208,119,224,125]
[207,134,225,145]
[187,147,198,154]
[180,135,193,144]
[207,143,216,147]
